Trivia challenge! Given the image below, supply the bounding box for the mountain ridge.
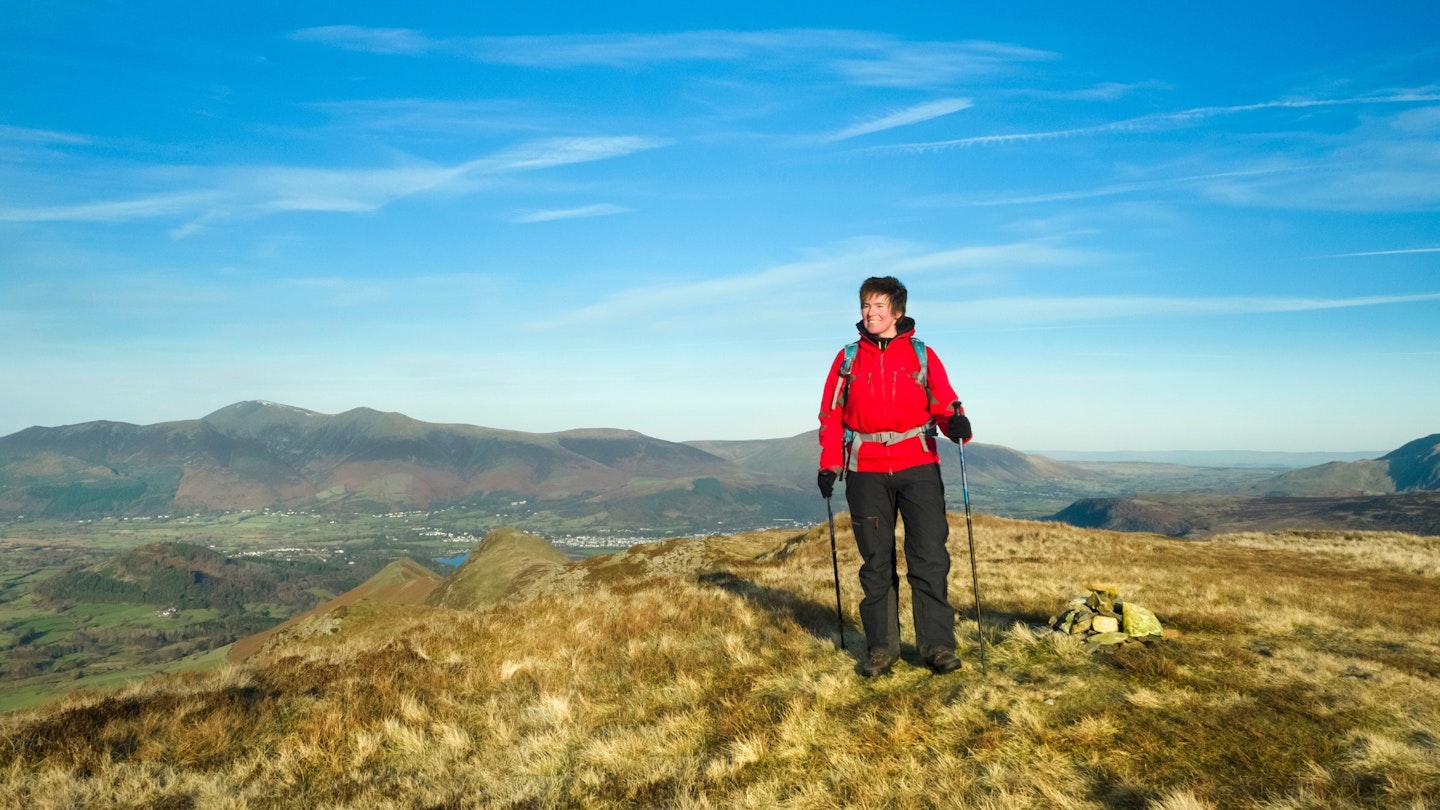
[1053,434,1440,537]
[0,401,806,529]
[5,402,1436,536]
[0,400,1099,526]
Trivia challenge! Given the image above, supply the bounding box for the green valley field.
[0,509,650,712]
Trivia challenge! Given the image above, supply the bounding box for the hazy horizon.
[0,398,1416,462]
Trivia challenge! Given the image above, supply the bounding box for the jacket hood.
[855,315,917,344]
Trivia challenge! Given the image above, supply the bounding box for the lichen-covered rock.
[1086,582,1119,613]
[1123,602,1164,637]
[1086,631,1130,646]
[1051,585,1166,647]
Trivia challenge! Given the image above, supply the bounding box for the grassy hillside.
[227,558,444,665]
[2,516,1439,808]
[1248,459,1396,496]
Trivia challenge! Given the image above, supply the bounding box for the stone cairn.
[1048,582,1165,648]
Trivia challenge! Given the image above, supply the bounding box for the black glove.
[817,469,838,499]
[945,412,973,443]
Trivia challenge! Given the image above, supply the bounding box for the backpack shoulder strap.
[912,338,937,407]
[829,341,860,410]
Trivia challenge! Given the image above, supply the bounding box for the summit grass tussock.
[3,515,1440,808]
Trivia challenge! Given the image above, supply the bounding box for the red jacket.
[818,318,962,475]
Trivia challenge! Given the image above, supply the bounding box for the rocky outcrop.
[1047,583,1166,648]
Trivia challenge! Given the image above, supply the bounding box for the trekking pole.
[955,404,987,675]
[824,495,846,651]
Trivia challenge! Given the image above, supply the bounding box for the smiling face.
[861,293,901,338]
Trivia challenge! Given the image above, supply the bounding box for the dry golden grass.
[3,515,1440,809]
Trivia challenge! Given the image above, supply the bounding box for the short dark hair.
[859,276,906,316]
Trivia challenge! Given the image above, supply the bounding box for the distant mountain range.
[0,401,813,532]
[1055,434,1440,536]
[1,402,1435,537]
[0,400,1124,528]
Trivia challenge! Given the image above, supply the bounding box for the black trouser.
[845,463,955,656]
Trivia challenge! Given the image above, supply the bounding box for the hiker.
[816,276,973,677]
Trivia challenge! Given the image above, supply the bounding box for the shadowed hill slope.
[35,541,323,615]
[226,557,443,664]
[5,514,1440,808]
[1253,433,1440,496]
[1052,491,1440,538]
[1384,433,1440,491]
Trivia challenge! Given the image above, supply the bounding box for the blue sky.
[3,2,1438,452]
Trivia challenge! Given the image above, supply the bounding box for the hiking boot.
[924,648,962,675]
[861,648,900,677]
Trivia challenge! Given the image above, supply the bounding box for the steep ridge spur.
[426,528,571,610]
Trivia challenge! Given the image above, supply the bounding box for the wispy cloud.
[1039,80,1170,101]
[1176,105,1440,212]
[936,166,1315,208]
[950,292,1440,324]
[0,124,90,146]
[827,38,1057,88]
[306,98,554,135]
[1322,246,1440,258]
[873,92,1440,153]
[288,26,433,56]
[530,237,1097,331]
[290,27,1056,88]
[478,136,666,172]
[823,98,972,142]
[292,26,756,64]
[890,241,1096,273]
[0,191,219,223]
[0,136,667,231]
[880,94,1440,213]
[513,203,630,223]
[0,124,94,164]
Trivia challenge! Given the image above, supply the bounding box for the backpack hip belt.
[844,423,935,473]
